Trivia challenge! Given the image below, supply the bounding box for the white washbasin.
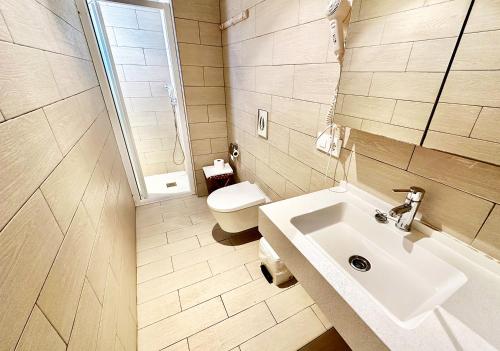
[290,201,467,329]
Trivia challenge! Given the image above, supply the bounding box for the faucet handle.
[392,186,425,201]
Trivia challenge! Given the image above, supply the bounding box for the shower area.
[87,0,194,201]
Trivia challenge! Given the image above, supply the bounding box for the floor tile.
[138,297,227,351]
[245,260,263,280]
[167,220,217,243]
[209,241,260,275]
[137,258,173,284]
[189,211,214,224]
[172,240,235,271]
[222,278,290,316]
[239,308,325,351]
[137,262,211,304]
[137,215,192,238]
[266,284,314,322]
[137,237,199,266]
[188,303,276,351]
[179,266,252,309]
[137,233,167,252]
[138,291,181,329]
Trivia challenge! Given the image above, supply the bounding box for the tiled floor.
[135,195,350,351]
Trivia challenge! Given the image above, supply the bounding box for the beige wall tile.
[179,43,223,67]
[188,302,276,351]
[270,147,311,191]
[0,11,12,42]
[187,105,209,123]
[163,339,190,351]
[211,138,228,153]
[0,191,63,351]
[346,17,385,48]
[199,22,221,45]
[67,281,102,351]
[240,308,325,351]
[407,38,456,72]
[208,104,227,122]
[256,160,287,197]
[349,43,412,72]
[182,66,205,86]
[190,122,227,140]
[338,72,372,95]
[179,266,252,309]
[224,67,256,90]
[48,53,98,98]
[267,122,290,153]
[271,96,320,137]
[424,131,500,166]
[361,120,423,145]
[344,129,415,169]
[472,205,500,260]
[16,306,66,351]
[273,20,330,65]
[441,71,500,107]
[453,30,500,70]
[348,152,493,242]
[0,42,61,118]
[137,262,212,303]
[391,101,433,130]
[409,147,500,204]
[255,0,299,36]
[381,0,468,44]
[298,0,328,23]
[430,103,481,136]
[470,107,500,143]
[191,139,212,155]
[466,0,500,32]
[288,131,336,178]
[256,65,294,97]
[204,67,225,86]
[37,203,96,341]
[358,0,425,20]
[185,87,225,105]
[173,0,220,23]
[0,110,62,229]
[138,297,227,351]
[369,72,444,102]
[341,95,396,123]
[175,18,200,44]
[241,34,274,66]
[293,63,340,104]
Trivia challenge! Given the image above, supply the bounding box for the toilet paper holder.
[230,143,239,160]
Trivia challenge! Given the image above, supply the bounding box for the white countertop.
[259,183,500,350]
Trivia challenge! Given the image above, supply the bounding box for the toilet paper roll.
[214,159,224,169]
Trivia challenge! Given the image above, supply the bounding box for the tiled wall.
[221,0,500,260]
[333,0,470,145]
[172,0,228,195]
[101,2,183,177]
[425,0,500,165]
[0,1,137,350]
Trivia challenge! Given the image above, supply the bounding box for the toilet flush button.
[257,109,268,139]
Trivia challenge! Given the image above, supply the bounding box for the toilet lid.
[207,181,268,213]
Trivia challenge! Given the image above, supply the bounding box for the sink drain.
[349,255,371,272]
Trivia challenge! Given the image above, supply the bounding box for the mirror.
[333,0,473,145]
[422,0,500,166]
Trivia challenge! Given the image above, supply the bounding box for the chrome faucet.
[389,187,425,232]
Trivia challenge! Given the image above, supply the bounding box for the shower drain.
[349,255,371,272]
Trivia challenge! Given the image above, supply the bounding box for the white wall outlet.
[316,132,341,157]
[257,109,268,139]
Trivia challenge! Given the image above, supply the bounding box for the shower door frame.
[76,0,196,205]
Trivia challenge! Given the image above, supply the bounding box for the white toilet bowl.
[207,181,269,233]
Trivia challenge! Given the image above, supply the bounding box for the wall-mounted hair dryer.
[326,0,352,63]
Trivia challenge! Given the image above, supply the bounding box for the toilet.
[207,181,270,233]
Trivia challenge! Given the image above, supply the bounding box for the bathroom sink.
[290,201,467,328]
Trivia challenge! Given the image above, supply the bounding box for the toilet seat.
[207,181,267,213]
